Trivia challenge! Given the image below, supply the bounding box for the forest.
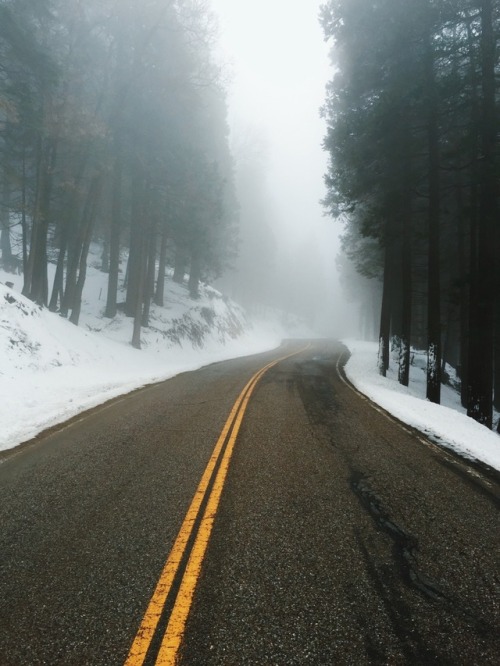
[0,0,237,349]
[321,0,500,429]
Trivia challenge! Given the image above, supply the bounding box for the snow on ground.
[2,250,498,473]
[0,253,308,454]
[342,339,500,472]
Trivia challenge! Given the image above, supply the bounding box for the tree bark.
[424,33,441,404]
[378,241,392,377]
[154,224,168,306]
[131,234,146,349]
[70,175,104,325]
[105,142,122,318]
[141,222,157,327]
[398,195,412,387]
[125,176,144,318]
[48,227,67,312]
[61,170,98,317]
[466,0,496,427]
[0,162,12,266]
[23,134,53,303]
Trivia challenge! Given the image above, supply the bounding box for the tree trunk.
[1,163,12,266]
[48,226,68,312]
[455,170,469,407]
[125,177,144,318]
[467,0,496,427]
[154,225,168,306]
[141,222,157,327]
[424,34,441,404]
[173,249,186,284]
[23,136,49,301]
[101,238,109,273]
[105,144,122,318]
[131,233,147,349]
[21,147,28,275]
[188,247,201,299]
[69,175,104,325]
[130,173,148,348]
[493,298,500,414]
[378,241,392,376]
[61,171,98,317]
[398,197,412,387]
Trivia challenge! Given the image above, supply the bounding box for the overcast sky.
[209,0,355,334]
[211,0,332,240]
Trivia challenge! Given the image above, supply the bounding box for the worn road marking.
[125,345,309,666]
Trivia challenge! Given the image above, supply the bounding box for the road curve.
[0,340,498,665]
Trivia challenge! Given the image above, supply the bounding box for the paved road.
[0,340,498,665]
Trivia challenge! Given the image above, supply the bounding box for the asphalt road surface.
[0,340,498,665]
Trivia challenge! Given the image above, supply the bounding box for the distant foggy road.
[0,341,498,665]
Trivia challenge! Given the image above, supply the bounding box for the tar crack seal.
[350,471,447,603]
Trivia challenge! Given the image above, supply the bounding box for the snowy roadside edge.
[0,334,283,457]
[341,338,500,473]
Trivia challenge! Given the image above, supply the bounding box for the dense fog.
[210,0,358,337]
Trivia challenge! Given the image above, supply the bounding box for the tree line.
[0,0,237,348]
[321,0,499,429]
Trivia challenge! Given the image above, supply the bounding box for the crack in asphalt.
[350,471,448,603]
[350,471,496,646]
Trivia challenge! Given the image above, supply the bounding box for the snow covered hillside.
[0,253,303,454]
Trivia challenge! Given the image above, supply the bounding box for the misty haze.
[0,1,499,664]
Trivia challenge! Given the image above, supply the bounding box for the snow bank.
[342,339,500,472]
[0,260,292,454]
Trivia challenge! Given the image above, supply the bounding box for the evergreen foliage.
[321,0,499,427]
[0,0,237,348]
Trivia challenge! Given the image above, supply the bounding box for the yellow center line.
[124,344,310,666]
[154,366,272,665]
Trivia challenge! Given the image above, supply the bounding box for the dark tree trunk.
[101,239,109,273]
[378,241,393,376]
[141,222,156,328]
[21,147,28,275]
[49,137,93,312]
[125,176,144,318]
[131,234,146,349]
[48,226,68,312]
[24,136,54,304]
[70,175,104,325]
[61,171,98,317]
[493,298,500,413]
[398,196,412,387]
[467,0,496,428]
[1,164,12,265]
[455,171,469,408]
[131,223,148,349]
[440,303,455,378]
[22,141,42,297]
[424,35,441,404]
[129,173,148,348]
[154,225,168,306]
[105,145,122,318]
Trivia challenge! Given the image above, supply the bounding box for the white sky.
[209,0,355,334]
[210,0,336,251]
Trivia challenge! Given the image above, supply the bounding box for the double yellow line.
[125,345,308,666]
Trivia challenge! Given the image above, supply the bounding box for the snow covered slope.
[0,259,293,453]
